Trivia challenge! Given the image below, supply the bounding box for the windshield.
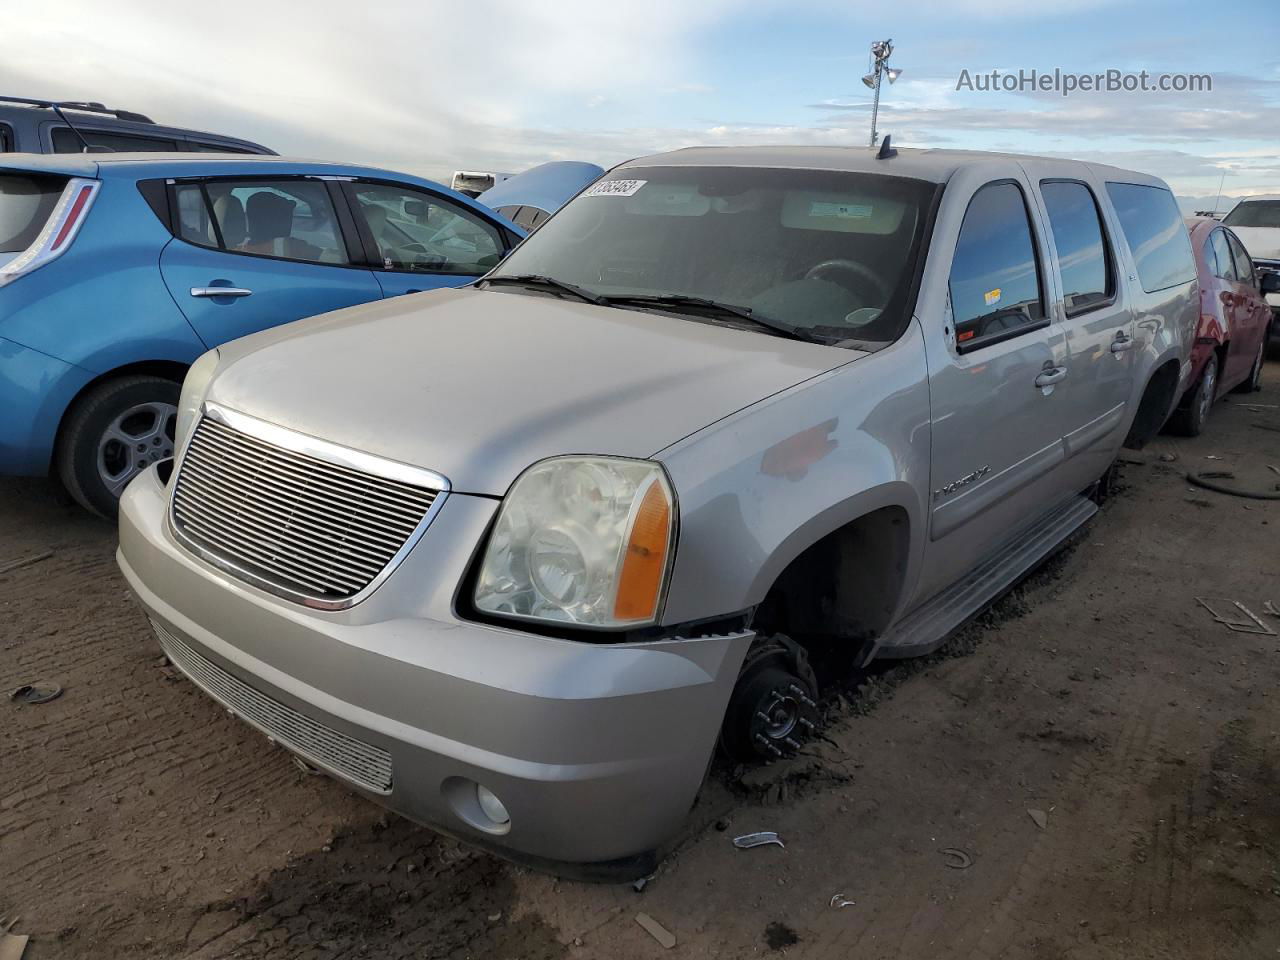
[1223,200,1280,229]
[487,165,936,346]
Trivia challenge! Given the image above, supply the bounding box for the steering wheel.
[804,259,890,305]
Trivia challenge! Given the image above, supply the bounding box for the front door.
[342,181,511,299]
[160,177,382,348]
[919,175,1071,602]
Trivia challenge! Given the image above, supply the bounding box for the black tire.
[56,375,180,518]
[1232,340,1265,394]
[720,657,819,763]
[1170,354,1217,437]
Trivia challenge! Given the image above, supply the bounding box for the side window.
[51,127,179,153]
[1207,229,1236,281]
[948,182,1046,350]
[513,206,550,232]
[1104,182,1196,293]
[1225,232,1254,285]
[1039,181,1112,316]
[173,183,217,246]
[171,179,349,265]
[185,142,257,154]
[351,182,504,274]
[0,124,12,152]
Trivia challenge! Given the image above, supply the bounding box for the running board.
[867,495,1097,664]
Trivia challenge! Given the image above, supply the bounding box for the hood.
[1227,226,1280,262]
[208,287,859,495]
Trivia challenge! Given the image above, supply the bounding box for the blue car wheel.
[56,375,179,518]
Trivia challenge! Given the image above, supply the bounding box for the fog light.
[476,784,510,825]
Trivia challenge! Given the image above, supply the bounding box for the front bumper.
[117,464,752,877]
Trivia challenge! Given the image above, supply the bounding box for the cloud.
[2,0,1272,201]
[0,0,737,180]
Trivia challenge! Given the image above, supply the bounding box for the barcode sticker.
[583,179,647,198]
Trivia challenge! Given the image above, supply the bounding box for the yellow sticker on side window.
[983,288,1002,306]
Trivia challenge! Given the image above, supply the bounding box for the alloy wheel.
[97,402,177,498]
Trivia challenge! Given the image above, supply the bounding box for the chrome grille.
[152,619,393,793]
[172,412,442,607]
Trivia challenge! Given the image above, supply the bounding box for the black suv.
[0,97,273,155]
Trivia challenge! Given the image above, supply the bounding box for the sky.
[4,0,1278,212]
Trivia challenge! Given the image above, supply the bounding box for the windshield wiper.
[600,293,818,342]
[479,274,607,305]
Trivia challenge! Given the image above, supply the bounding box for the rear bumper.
[0,336,91,475]
[117,464,752,877]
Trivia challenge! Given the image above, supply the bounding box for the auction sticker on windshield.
[810,201,873,219]
[584,179,647,198]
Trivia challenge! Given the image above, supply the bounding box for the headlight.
[474,457,675,628]
[175,348,220,458]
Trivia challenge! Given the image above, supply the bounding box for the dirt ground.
[3,363,1279,960]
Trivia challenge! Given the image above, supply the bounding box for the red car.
[1172,218,1272,434]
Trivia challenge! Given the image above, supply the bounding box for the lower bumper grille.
[152,620,393,793]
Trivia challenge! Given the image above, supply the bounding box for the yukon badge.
[934,465,991,500]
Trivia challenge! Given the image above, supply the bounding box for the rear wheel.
[1170,354,1217,437]
[56,375,179,518]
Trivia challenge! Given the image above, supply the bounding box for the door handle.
[190,286,253,298]
[1035,366,1068,388]
[1110,333,1136,353]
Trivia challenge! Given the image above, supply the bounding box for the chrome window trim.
[168,401,450,611]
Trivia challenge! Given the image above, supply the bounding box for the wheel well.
[1124,359,1180,450]
[49,360,188,472]
[752,505,910,672]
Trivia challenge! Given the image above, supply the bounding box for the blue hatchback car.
[0,153,523,515]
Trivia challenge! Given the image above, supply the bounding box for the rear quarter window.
[1105,182,1196,293]
[0,174,66,253]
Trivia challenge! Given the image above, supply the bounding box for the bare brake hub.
[723,633,823,761]
[752,681,820,757]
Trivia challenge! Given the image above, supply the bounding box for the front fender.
[655,328,931,626]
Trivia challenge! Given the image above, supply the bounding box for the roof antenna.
[45,101,111,152]
[876,134,897,160]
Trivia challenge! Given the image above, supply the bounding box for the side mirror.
[1261,272,1280,295]
[404,200,428,219]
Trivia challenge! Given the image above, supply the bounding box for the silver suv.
[117,145,1197,878]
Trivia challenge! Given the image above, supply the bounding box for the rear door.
[1203,225,1238,358]
[1223,229,1269,381]
[341,180,512,298]
[159,176,381,347]
[1030,172,1134,479]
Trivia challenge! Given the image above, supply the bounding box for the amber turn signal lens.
[613,478,672,622]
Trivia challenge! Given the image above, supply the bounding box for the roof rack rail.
[0,95,155,124]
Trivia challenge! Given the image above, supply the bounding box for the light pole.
[862,39,902,148]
